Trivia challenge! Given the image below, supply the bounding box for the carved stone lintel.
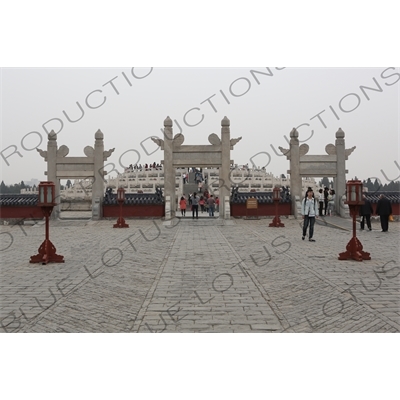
[103,148,115,161]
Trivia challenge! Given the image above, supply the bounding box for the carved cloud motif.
[279,147,290,159]
[103,148,115,161]
[208,133,221,146]
[299,143,309,157]
[230,136,242,148]
[325,144,336,155]
[345,146,356,159]
[57,145,69,158]
[36,148,48,161]
[84,146,94,157]
[173,133,185,146]
[151,137,164,150]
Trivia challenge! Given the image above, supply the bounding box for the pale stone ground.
[1,214,399,333]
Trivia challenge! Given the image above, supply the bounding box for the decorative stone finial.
[221,116,230,126]
[164,116,173,127]
[290,128,298,138]
[336,128,345,138]
[95,129,104,140]
[48,130,57,141]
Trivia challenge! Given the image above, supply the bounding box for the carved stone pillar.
[220,117,231,219]
[335,128,346,218]
[47,131,58,219]
[163,117,175,220]
[289,128,301,218]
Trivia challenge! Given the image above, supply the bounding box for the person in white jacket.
[301,189,318,242]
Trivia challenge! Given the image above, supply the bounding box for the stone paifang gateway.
[23,116,355,219]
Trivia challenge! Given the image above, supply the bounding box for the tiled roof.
[103,193,164,205]
[2,191,398,207]
[230,191,292,204]
[0,194,38,206]
[364,191,400,203]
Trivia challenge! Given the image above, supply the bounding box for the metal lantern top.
[273,186,281,201]
[38,181,56,207]
[345,180,364,205]
[117,187,126,203]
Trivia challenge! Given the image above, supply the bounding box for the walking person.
[301,189,318,242]
[318,188,324,216]
[199,196,205,213]
[191,192,199,219]
[179,196,187,217]
[359,195,373,231]
[207,195,215,217]
[327,189,336,216]
[324,187,329,215]
[376,194,392,232]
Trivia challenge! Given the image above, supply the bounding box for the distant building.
[29,166,319,200]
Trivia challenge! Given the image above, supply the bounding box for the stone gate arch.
[151,116,242,220]
[37,130,114,219]
[279,128,355,218]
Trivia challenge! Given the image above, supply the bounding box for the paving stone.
[0,217,398,333]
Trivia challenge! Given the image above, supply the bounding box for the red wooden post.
[269,187,284,227]
[338,180,370,261]
[113,187,129,228]
[30,181,64,264]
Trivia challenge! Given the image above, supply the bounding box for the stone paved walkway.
[1,215,399,332]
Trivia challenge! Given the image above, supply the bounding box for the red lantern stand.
[113,187,129,228]
[30,181,64,265]
[338,180,370,261]
[269,187,285,227]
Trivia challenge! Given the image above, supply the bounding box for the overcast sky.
[1,67,399,186]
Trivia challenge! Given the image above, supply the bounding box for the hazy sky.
[1,67,399,185]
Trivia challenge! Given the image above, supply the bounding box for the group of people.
[179,192,219,218]
[317,187,336,216]
[124,162,162,172]
[301,188,393,241]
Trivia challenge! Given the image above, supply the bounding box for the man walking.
[324,187,329,215]
[301,189,318,242]
[318,188,324,216]
[359,194,373,231]
[207,195,215,217]
[191,192,199,219]
[376,194,392,232]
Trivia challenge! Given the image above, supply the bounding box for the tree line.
[0,180,72,194]
[318,177,400,192]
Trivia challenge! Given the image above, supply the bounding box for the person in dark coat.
[324,187,329,215]
[359,195,373,231]
[376,194,392,232]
